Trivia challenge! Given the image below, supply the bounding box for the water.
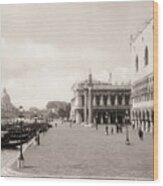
[1,137,35,176]
[1,149,19,169]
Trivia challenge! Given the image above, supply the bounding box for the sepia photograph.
[1,0,157,180]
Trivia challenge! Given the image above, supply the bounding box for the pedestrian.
[35,130,40,145]
[138,128,144,140]
[111,127,114,134]
[33,132,38,148]
[116,125,119,133]
[132,124,135,130]
[34,135,37,148]
[119,125,122,133]
[37,133,40,145]
[105,125,109,135]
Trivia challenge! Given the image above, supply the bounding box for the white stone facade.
[70,73,131,126]
[131,18,154,133]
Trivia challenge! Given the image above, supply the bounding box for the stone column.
[132,111,135,128]
[100,113,104,124]
[100,95,104,106]
[138,112,141,129]
[145,112,149,132]
[123,116,125,125]
[149,110,153,133]
[108,115,111,124]
[135,113,138,129]
[88,87,92,124]
[75,110,82,124]
[136,120,139,129]
[150,121,153,133]
[122,94,125,105]
[115,94,118,106]
[141,112,145,131]
[77,96,82,107]
[93,115,96,125]
[107,95,111,106]
[93,95,96,106]
[75,91,79,106]
[115,113,118,124]
[136,111,139,128]
[84,90,87,123]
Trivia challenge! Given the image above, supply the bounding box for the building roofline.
[130,17,153,44]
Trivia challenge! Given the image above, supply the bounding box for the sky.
[0,1,153,109]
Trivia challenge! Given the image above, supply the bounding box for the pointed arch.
[145,46,149,66]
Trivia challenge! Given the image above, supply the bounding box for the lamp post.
[18,105,24,168]
[34,111,38,124]
[95,114,98,130]
[34,112,40,146]
[105,112,108,124]
[125,110,130,145]
[115,107,118,133]
[105,112,109,135]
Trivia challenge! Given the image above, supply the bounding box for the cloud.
[0,2,153,109]
[1,38,131,109]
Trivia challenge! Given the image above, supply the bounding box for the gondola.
[1,139,29,149]
[1,122,51,149]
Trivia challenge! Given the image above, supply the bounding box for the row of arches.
[78,94,130,107]
[131,109,154,132]
[75,109,129,125]
[94,94,130,106]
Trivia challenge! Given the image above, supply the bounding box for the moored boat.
[1,122,51,149]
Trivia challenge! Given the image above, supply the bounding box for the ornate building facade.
[1,88,18,122]
[130,18,154,132]
[71,73,131,126]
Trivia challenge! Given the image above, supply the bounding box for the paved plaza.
[8,123,153,180]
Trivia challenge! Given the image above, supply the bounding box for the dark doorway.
[118,115,123,124]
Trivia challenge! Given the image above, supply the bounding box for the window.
[145,46,149,66]
[111,95,115,106]
[125,95,130,105]
[103,95,107,106]
[118,95,122,105]
[96,95,100,106]
[81,96,84,106]
[135,55,139,72]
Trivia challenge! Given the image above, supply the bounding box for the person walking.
[111,127,114,134]
[96,123,98,130]
[35,130,40,146]
[105,125,109,135]
[138,128,144,140]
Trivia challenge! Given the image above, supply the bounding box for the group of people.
[54,120,144,141]
[103,124,144,140]
[104,125,122,136]
[53,121,73,128]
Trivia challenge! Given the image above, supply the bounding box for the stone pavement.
[8,123,153,180]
